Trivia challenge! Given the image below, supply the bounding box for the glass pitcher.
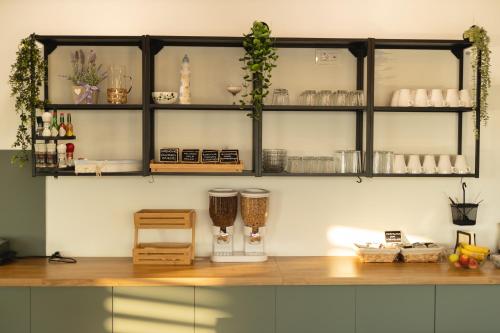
[107,65,132,104]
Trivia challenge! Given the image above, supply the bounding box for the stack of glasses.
[263,149,288,172]
[285,151,363,174]
[298,90,364,106]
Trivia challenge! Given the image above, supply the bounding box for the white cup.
[398,89,413,107]
[414,89,430,107]
[430,89,445,107]
[459,89,472,107]
[437,155,454,174]
[390,90,401,107]
[407,155,422,174]
[454,155,471,174]
[393,154,407,174]
[422,155,438,174]
[445,89,461,107]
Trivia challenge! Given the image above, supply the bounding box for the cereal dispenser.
[208,189,238,261]
[240,188,269,260]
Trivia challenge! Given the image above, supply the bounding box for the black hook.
[148,174,155,184]
[356,176,363,184]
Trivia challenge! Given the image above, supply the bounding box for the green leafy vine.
[9,34,46,167]
[240,21,278,120]
[463,25,491,127]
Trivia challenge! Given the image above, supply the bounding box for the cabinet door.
[31,287,112,333]
[195,286,275,333]
[0,287,29,333]
[276,286,355,333]
[436,285,500,333]
[114,286,194,333]
[356,285,435,333]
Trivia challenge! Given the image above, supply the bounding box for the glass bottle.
[66,113,74,137]
[50,111,59,137]
[58,113,67,137]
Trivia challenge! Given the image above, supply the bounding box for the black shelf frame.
[32,34,480,178]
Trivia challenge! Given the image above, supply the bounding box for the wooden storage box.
[133,209,196,265]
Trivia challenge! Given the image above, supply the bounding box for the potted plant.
[463,25,491,127]
[62,49,107,104]
[9,34,46,166]
[240,21,278,119]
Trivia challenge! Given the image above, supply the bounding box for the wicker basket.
[356,246,400,263]
[400,247,443,263]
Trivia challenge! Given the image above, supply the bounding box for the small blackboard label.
[202,150,219,163]
[182,149,200,163]
[385,231,402,243]
[220,149,239,164]
[160,148,179,163]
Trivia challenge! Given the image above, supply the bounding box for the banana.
[459,247,486,261]
[461,243,490,255]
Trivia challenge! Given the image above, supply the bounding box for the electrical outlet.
[315,49,341,65]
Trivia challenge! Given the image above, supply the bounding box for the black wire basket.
[451,203,479,226]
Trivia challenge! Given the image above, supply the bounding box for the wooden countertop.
[0,256,499,287]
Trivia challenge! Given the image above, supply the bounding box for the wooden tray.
[150,161,244,173]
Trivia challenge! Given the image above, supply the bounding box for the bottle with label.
[66,113,74,137]
[66,143,75,167]
[50,111,59,137]
[59,113,67,137]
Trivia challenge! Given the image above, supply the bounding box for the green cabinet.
[113,286,194,333]
[0,287,29,333]
[356,285,435,333]
[276,286,355,333]
[195,286,275,333]
[31,287,112,333]
[436,285,500,333]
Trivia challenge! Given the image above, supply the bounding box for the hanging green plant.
[9,33,46,166]
[463,25,491,127]
[240,21,278,120]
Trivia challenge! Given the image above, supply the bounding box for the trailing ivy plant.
[9,34,46,166]
[240,21,278,120]
[463,25,491,127]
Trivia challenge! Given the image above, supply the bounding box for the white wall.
[1,0,500,256]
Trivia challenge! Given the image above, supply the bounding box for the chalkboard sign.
[202,150,219,163]
[182,149,200,163]
[385,230,402,243]
[159,148,179,163]
[220,149,239,164]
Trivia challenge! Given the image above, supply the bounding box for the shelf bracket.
[151,40,163,56]
[451,47,463,60]
[44,42,57,56]
[348,43,367,58]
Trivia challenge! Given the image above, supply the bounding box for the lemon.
[449,253,459,263]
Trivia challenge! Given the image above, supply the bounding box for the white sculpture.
[179,54,191,104]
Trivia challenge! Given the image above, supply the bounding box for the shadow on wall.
[0,151,45,256]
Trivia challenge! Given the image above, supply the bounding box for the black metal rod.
[458,113,463,155]
[365,38,375,177]
[356,56,364,152]
[142,36,151,176]
[457,50,464,155]
[475,51,482,178]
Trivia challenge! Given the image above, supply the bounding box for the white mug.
[393,154,407,174]
[407,155,422,174]
[454,155,470,174]
[422,155,438,174]
[445,89,461,107]
[390,90,401,107]
[438,155,454,174]
[459,89,472,107]
[414,89,430,107]
[398,89,413,107]
[430,89,445,107]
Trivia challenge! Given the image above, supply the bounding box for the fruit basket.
[355,244,400,263]
[448,243,490,270]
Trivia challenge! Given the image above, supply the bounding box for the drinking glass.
[317,90,333,106]
[286,156,304,173]
[335,150,362,173]
[300,90,316,106]
[336,90,348,106]
[263,149,288,172]
[272,89,290,105]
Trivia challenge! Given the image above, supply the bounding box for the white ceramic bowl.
[152,92,178,104]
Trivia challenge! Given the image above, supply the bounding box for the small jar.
[46,143,57,168]
[35,143,47,168]
[57,144,67,168]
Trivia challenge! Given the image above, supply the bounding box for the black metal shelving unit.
[32,34,480,178]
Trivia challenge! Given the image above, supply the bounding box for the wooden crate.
[133,209,196,265]
[150,161,244,173]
